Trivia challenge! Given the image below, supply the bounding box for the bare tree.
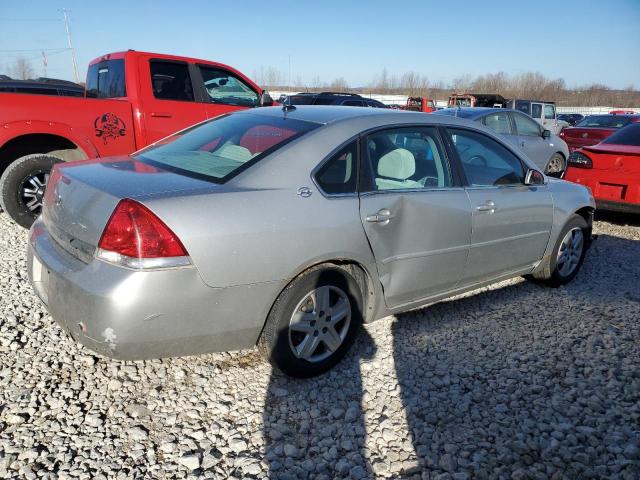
[327,77,349,91]
[11,57,35,80]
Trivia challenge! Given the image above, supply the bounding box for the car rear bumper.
[27,219,280,360]
[564,169,639,213]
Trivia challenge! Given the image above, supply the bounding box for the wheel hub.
[20,171,50,214]
[556,227,584,277]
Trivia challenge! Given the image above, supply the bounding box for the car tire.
[258,266,363,378]
[0,154,61,229]
[544,153,565,177]
[531,214,589,287]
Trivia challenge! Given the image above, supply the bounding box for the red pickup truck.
[0,50,274,227]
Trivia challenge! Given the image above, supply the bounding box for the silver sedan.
[27,106,595,377]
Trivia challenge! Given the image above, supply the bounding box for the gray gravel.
[1,211,639,479]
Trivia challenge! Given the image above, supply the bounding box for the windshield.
[135,113,319,183]
[602,123,640,146]
[576,115,633,128]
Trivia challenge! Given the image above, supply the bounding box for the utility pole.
[288,55,291,90]
[60,9,80,83]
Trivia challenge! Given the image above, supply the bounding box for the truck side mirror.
[259,90,274,107]
[542,129,551,139]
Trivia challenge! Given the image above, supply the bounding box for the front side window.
[531,103,543,119]
[314,142,358,194]
[86,59,126,98]
[135,114,319,183]
[448,128,524,187]
[544,104,556,120]
[150,61,194,101]
[199,66,258,107]
[364,127,452,191]
[513,112,541,136]
[483,112,512,135]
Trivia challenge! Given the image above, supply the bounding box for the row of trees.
[264,67,640,107]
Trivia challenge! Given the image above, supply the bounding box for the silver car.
[434,108,570,177]
[27,106,595,377]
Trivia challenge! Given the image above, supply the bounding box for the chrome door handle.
[476,201,496,213]
[365,208,392,224]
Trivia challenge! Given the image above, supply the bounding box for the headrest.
[377,148,415,180]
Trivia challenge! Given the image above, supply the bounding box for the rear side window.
[86,59,126,98]
[199,66,258,107]
[343,100,365,107]
[150,61,194,101]
[135,113,319,183]
[513,113,541,136]
[483,112,511,135]
[448,128,524,186]
[315,142,358,195]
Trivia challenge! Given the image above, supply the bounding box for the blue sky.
[1,0,638,89]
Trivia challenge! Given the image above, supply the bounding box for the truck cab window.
[86,59,126,98]
[199,66,258,107]
[150,61,194,102]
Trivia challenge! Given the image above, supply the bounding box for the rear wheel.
[0,154,62,228]
[258,266,363,378]
[531,214,589,287]
[544,153,565,177]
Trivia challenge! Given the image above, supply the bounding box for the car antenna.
[282,96,296,115]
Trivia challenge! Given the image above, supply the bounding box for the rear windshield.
[86,59,126,98]
[135,113,319,183]
[433,108,476,119]
[576,115,632,128]
[602,123,640,146]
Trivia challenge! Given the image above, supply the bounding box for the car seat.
[375,148,423,190]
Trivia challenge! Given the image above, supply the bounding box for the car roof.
[434,107,523,119]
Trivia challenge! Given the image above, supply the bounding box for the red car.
[559,114,640,153]
[564,123,640,213]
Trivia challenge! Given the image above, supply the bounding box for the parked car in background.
[559,114,640,153]
[28,106,594,377]
[610,110,635,115]
[506,99,569,135]
[401,97,436,112]
[447,93,507,108]
[434,107,569,176]
[564,123,640,213]
[0,77,84,97]
[558,113,584,126]
[283,92,388,108]
[0,50,274,228]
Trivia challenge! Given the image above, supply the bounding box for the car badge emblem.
[297,187,312,198]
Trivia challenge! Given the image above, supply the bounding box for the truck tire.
[0,154,62,229]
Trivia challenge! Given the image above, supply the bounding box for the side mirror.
[542,129,551,139]
[525,169,546,186]
[259,90,274,107]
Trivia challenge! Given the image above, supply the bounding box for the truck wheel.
[0,154,62,229]
[258,266,363,378]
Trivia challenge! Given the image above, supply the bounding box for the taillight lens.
[558,129,565,138]
[97,199,190,269]
[567,152,593,169]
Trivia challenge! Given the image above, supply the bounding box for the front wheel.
[258,267,363,378]
[544,153,565,177]
[0,154,62,228]
[531,214,589,287]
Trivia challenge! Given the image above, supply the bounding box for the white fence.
[270,91,638,115]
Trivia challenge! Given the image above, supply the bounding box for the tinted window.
[544,104,556,119]
[136,114,318,183]
[199,66,258,107]
[531,104,542,119]
[513,113,541,136]
[577,115,633,128]
[150,61,194,101]
[514,100,530,115]
[287,95,315,105]
[483,112,511,135]
[86,59,126,98]
[602,123,640,146]
[365,127,452,191]
[313,97,336,105]
[315,142,358,194]
[448,128,524,186]
[343,100,365,107]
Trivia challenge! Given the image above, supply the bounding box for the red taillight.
[559,129,565,138]
[98,199,188,259]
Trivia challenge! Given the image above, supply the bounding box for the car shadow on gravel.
[262,329,376,479]
[594,210,640,227]
[392,233,640,479]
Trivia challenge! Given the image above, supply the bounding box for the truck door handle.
[365,208,393,225]
[476,201,497,213]
[150,112,173,118]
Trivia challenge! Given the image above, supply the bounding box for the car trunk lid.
[561,127,616,151]
[42,157,219,262]
[583,144,640,172]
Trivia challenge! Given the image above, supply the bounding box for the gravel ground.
[1,211,639,480]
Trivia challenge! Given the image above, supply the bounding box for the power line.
[0,48,70,53]
[0,18,61,22]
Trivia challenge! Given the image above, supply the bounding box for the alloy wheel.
[19,170,50,214]
[556,227,584,277]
